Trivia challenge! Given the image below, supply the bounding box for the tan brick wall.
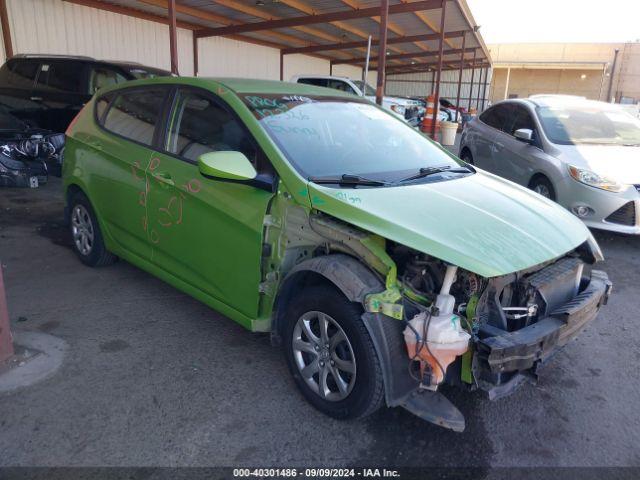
[488,42,640,104]
[490,68,606,102]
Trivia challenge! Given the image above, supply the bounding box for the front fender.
[273,254,466,430]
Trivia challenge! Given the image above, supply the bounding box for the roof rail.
[11,53,96,61]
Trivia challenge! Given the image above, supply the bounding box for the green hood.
[308,171,589,278]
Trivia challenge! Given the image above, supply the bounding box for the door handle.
[495,142,504,149]
[154,171,175,186]
[30,96,43,102]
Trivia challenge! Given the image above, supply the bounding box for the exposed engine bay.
[0,132,65,188]
[388,241,611,401]
[265,204,611,432]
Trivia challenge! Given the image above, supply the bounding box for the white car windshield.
[537,104,640,146]
[240,93,465,183]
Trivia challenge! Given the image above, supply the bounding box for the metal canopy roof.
[63,0,491,74]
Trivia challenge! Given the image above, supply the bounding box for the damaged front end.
[0,133,65,188]
[361,238,611,431]
[264,192,611,433]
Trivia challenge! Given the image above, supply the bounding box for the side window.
[327,80,356,94]
[1,60,39,88]
[36,61,84,93]
[166,90,258,165]
[479,104,510,131]
[88,67,127,94]
[103,88,167,146]
[297,78,328,88]
[507,105,536,136]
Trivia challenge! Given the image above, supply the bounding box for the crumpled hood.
[554,144,640,184]
[308,171,590,278]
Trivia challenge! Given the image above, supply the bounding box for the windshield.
[240,94,464,183]
[352,81,376,97]
[537,104,640,146]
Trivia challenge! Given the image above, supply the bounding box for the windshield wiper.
[309,173,389,187]
[396,165,474,184]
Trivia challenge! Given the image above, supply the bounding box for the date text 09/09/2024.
[233,468,401,478]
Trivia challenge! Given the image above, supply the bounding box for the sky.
[466,0,640,44]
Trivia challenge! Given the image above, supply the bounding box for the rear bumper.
[475,270,611,399]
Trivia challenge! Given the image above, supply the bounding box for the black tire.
[68,191,117,267]
[529,175,556,201]
[460,148,474,164]
[283,283,384,420]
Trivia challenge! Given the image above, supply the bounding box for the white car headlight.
[568,165,625,193]
[390,104,406,116]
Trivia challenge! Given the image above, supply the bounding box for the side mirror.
[197,151,257,181]
[514,128,534,143]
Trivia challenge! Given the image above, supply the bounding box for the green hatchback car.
[63,77,611,431]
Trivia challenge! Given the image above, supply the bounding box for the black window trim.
[153,84,278,192]
[94,84,173,151]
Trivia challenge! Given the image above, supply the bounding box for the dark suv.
[0,54,172,132]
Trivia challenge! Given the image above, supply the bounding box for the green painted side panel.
[145,150,272,319]
[63,103,154,260]
[106,233,254,330]
[308,171,590,278]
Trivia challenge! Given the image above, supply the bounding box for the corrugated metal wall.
[386,67,493,110]
[197,36,280,79]
[0,0,419,95]
[197,38,373,83]
[3,0,195,75]
[1,0,368,83]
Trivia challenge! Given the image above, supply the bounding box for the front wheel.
[529,175,556,201]
[283,284,384,419]
[460,149,474,165]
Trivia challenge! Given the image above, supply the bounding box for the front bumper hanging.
[475,270,611,399]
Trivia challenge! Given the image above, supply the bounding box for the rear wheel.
[529,175,556,201]
[283,284,384,419]
[69,191,117,267]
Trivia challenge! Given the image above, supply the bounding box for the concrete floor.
[1,176,639,469]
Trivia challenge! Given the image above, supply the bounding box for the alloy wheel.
[71,204,95,256]
[292,311,357,401]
